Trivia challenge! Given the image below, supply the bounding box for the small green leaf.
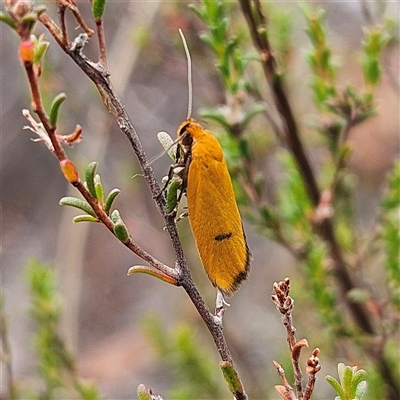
[49,93,67,127]
[0,12,18,30]
[32,33,50,64]
[35,5,48,16]
[94,174,104,204]
[21,13,38,32]
[220,361,243,396]
[326,375,345,399]
[111,209,130,242]
[34,39,50,64]
[157,131,177,161]
[104,188,120,213]
[342,365,354,396]
[362,57,381,85]
[92,0,106,20]
[128,266,178,286]
[355,380,367,399]
[166,177,182,214]
[188,4,206,24]
[137,384,153,400]
[59,196,96,218]
[352,369,367,398]
[85,162,98,198]
[113,223,130,242]
[72,215,99,223]
[198,108,231,131]
[241,103,265,131]
[110,209,120,224]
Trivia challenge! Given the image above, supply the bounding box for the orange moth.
[168,30,250,296]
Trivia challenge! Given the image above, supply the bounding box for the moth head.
[177,121,194,150]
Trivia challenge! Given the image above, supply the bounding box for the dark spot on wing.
[214,232,233,242]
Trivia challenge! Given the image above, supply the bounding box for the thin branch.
[238,0,320,205]
[23,61,67,161]
[95,18,108,70]
[272,279,322,400]
[57,3,68,46]
[56,0,94,38]
[272,278,306,399]
[303,348,321,400]
[273,361,297,400]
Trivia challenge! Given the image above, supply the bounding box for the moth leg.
[214,288,230,322]
[175,210,188,224]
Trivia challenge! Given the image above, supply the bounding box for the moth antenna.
[179,28,192,120]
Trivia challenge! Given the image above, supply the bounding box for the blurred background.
[1,1,399,399]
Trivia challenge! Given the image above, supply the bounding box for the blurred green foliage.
[380,161,400,309]
[142,314,228,399]
[326,363,367,400]
[22,260,102,400]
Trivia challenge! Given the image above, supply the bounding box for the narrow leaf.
[60,159,79,183]
[0,12,18,30]
[113,222,130,242]
[128,266,178,286]
[351,369,367,398]
[326,375,345,399]
[85,162,98,198]
[59,196,96,218]
[166,177,182,214]
[355,380,367,399]
[72,215,99,223]
[137,384,154,400]
[49,93,67,127]
[157,131,176,161]
[92,0,106,20]
[342,366,354,396]
[220,361,244,396]
[104,188,120,213]
[94,174,104,204]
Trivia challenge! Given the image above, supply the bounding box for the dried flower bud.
[19,39,34,63]
[292,338,309,361]
[60,159,79,183]
[306,348,321,374]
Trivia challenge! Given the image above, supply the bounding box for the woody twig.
[272,278,321,400]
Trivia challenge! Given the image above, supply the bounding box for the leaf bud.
[60,159,79,183]
[19,39,34,64]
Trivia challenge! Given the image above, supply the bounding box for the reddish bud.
[60,159,79,183]
[19,39,34,64]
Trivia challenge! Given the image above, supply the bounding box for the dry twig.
[272,278,321,400]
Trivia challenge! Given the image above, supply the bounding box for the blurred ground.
[1,1,399,399]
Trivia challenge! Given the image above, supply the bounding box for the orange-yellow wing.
[185,123,250,295]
